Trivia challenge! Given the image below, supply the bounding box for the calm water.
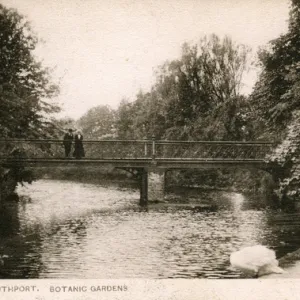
[0,179,300,279]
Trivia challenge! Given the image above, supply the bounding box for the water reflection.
[0,202,43,278]
[0,179,298,278]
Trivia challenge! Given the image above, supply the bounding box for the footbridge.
[0,138,275,204]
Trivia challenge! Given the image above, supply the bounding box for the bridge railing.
[0,139,274,161]
[0,139,152,160]
[154,140,274,160]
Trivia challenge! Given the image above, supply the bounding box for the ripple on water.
[0,179,299,278]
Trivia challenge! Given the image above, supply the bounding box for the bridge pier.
[140,168,165,205]
[139,169,148,205]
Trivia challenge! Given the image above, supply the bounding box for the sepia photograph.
[0,0,300,298]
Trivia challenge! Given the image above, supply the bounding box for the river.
[0,179,299,279]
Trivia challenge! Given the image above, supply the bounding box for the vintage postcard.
[0,0,299,299]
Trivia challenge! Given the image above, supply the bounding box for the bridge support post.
[147,168,165,202]
[139,168,165,205]
[139,168,148,206]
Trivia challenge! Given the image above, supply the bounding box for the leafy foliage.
[0,4,61,200]
[0,4,60,138]
[115,35,251,141]
[267,111,300,202]
[255,0,300,204]
[250,0,300,135]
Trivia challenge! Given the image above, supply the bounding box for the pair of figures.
[63,129,85,159]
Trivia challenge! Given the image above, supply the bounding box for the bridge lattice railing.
[0,139,274,161]
[0,140,151,160]
[154,141,274,160]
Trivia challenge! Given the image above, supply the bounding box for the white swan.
[230,245,285,277]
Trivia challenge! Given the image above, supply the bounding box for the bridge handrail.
[0,138,275,162]
[0,139,150,143]
[0,139,275,145]
[155,140,274,145]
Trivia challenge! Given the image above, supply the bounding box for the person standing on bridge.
[73,131,85,159]
[63,128,74,158]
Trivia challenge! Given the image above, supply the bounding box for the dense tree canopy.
[114,35,252,141]
[253,0,300,202]
[250,0,300,139]
[0,4,60,138]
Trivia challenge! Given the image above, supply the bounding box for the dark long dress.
[63,132,73,157]
[73,134,85,159]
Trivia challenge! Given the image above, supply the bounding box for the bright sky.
[2,0,290,119]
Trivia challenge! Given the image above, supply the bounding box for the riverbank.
[33,165,139,189]
[33,166,274,193]
[31,166,276,206]
[262,248,300,278]
[30,175,271,210]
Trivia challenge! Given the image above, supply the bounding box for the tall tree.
[0,4,61,200]
[250,0,300,203]
[114,35,251,141]
[250,0,300,138]
[153,34,251,140]
[0,4,60,138]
